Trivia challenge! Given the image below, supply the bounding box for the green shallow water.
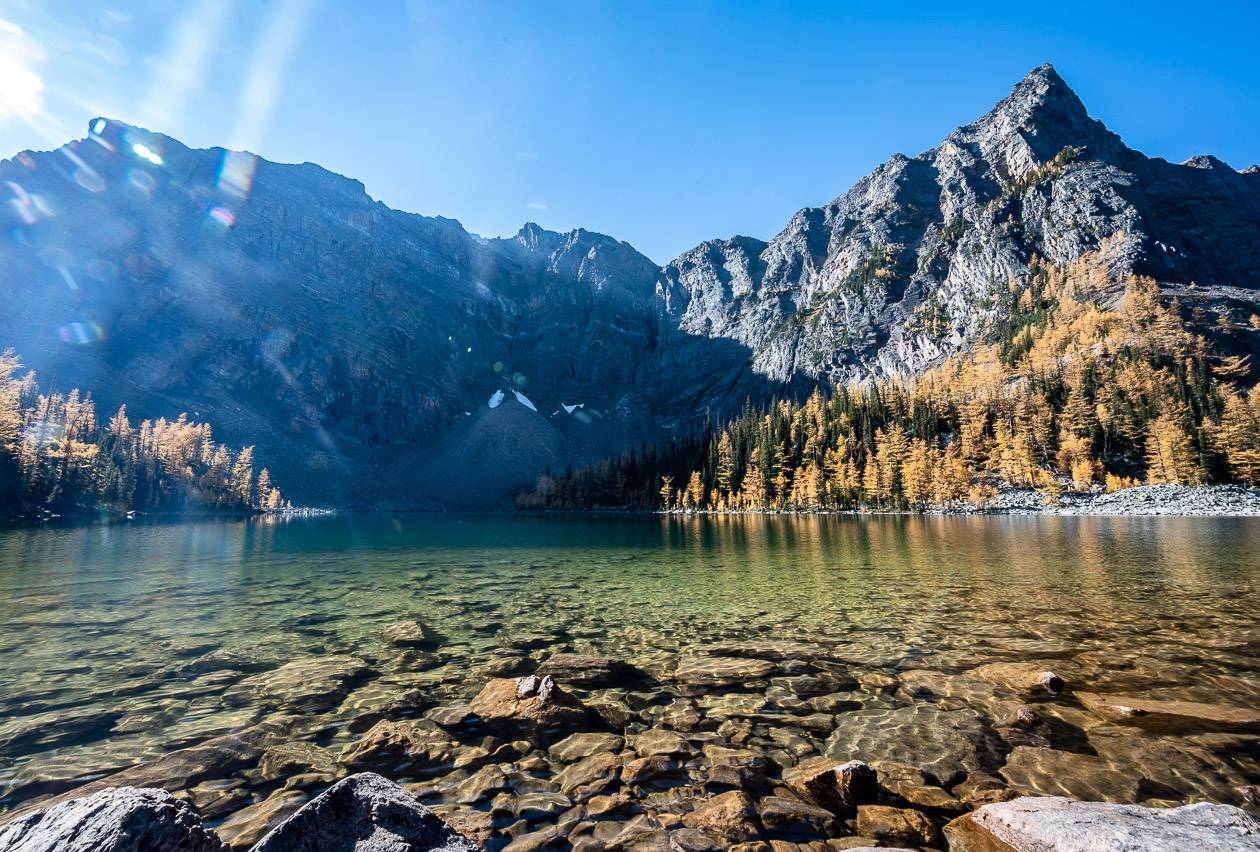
[1,513,1259,827]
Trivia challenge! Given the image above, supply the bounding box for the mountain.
[1,65,1257,507]
[658,64,1260,384]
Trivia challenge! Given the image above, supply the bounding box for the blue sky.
[1,1,1257,264]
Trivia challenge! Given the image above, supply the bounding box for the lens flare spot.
[207,206,235,228]
[74,168,106,193]
[127,169,156,195]
[131,143,163,165]
[85,259,118,282]
[92,118,107,135]
[217,150,257,200]
[59,321,106,346]
[57,265,78,291]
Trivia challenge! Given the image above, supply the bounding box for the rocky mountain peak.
[948,64,1126,176]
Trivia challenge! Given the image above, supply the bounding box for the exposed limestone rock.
[2,65,1258,509]
[945,795,1260,851]
[251,772,477,851]
[0,786,225,852]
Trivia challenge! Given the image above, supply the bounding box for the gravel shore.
[990,484,1260,516]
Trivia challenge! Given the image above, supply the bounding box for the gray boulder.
[0,786,225,852]
[250,772,477,851]
[945,795,1260,851]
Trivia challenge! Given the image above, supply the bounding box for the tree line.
[1,350,286,517]
[518,243,1260,512]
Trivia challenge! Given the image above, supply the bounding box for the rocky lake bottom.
[1,513,1258,849]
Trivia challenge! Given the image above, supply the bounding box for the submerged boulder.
[945,795,1260,851]
[381,619,439,648]
[339,720,455,775]
[0,786,225,852]
[1077,692,1260,733]
[536,653,633,686]
[969,662,1065,695]
[674,656,775,685]
[224,656,371,713]
[468,674,588,728]
[782,757,878,811]
[251,772,477,851]
[822,704,986,786]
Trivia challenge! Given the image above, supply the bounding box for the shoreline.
[648,484,1260,519]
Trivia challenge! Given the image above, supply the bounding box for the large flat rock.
[945,795,1260,851]
[1077,691,1260,733]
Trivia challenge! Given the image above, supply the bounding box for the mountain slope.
[658,64,1260,384]
[1,65,1257,507]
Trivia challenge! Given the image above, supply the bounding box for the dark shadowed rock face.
[2,64,1257,506]
[250,772,477,852]
[0,786,225,852]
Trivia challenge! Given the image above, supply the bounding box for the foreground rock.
[945,795,1260,851]
[0,786,225,852]
[468,674,588,728]
[252,772,476,851]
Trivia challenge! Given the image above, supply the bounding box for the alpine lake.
[1,513,1258,848]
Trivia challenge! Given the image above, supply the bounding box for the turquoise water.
[1,513,1258,821]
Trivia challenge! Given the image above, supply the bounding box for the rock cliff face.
[658,64,1260,384]
[1,65,1257,506]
